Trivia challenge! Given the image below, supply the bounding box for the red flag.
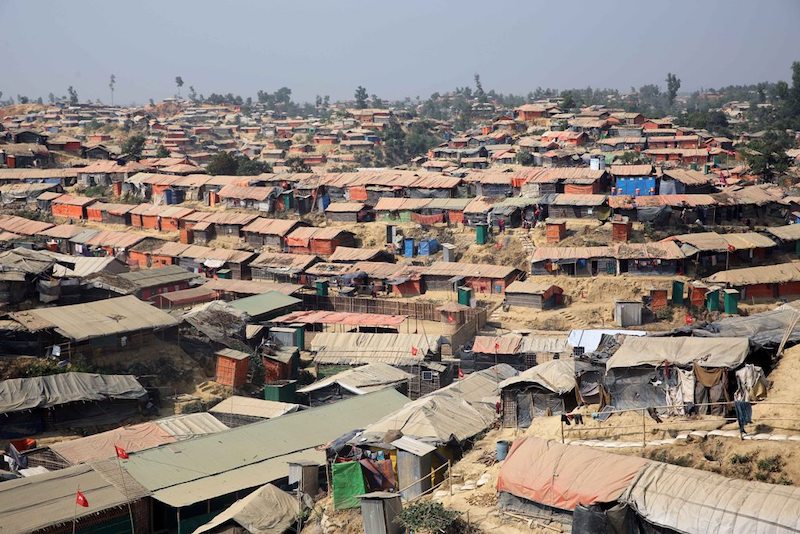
[114,445,129,460]
[684,313,694,326]
[457,368,465,379]
[410,346,418,356]
[494,342,500,352]
[727,244,736,252]
[76,490,89,508]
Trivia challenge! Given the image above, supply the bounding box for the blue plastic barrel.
[496,440,511,461]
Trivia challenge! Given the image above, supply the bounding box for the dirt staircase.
[554,308,593,329]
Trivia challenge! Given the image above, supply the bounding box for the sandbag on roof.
[497,438,649,511]
[605,336,749,369]
[193,483,300,534]
[498,358,594,394]
[621,461,800,534]
[0,372,147,415]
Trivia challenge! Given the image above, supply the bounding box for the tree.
[516,149,535,166]
[474,73,487,103]
[67,86,78,105]
[155,145,171,158]
[17,95,29,104]
[175,76,184,98]
[561,91,575,111]
[741,130,793,182]
[284,156,311,173]
[370,94,384,108]
[121,134,146,160]
[48,92,55,104]
[206,152,239,175]
[354,86,369,109]
[109,74,116,105]
[666,73,681,106]
[188,86,197,102]
[235,156,272,175]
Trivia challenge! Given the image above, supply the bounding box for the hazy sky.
[2,0,799,105]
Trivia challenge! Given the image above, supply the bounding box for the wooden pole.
[72,485,80,534]
[448,460,453,496]
[560,418,565,444]
[642,409,647,448]
[116,456,137,533]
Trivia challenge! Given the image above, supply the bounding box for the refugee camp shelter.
[229,291,301,321]
[119,388,408,533]
[468,334,572,372]
[296,362,413,406]
[9,295,180,357]
[0,463,151,534]
[503,281,563,309]
[209,395,300,427]
[604,336,750,412]
[498,358,599,427]
[0,372,147,438]
[193,483,301,534]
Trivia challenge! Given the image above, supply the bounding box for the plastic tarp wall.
[496,438,649,511]
[604,368,664,411]
[605,336,749,369]
[332,461,366,510]
[622,462,800,534]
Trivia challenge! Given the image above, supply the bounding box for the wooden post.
[642,409,646,448]
[448,460,453,496]
[560,417,565,444]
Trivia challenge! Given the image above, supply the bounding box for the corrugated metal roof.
[203,278,302,296]
[11,295,179,341]
[373,198,431,211]
[246,251,318,272]
[241,217,300,236]
[120,388,408,507]
[155,412,230,438]
[423,260,519,279]
[328,246,385,262]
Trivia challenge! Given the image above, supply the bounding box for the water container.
[496,440,511,461]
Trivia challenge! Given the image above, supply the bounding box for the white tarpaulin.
[193,483,300,534]
[606,336,749,369]
[622,462,800,534]
[498,358,592,394]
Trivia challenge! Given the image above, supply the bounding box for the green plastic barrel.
[476,224,488,245]
[672,280,684,306]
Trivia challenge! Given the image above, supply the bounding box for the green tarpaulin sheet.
[332,461,366,510]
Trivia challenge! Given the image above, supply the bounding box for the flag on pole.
[457,367,464,379]
[114,445,129,460]
[76,490,89,508]
[410,346,418,356]
[494,342,500,352]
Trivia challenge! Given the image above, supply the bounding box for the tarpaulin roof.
[498,358,594,394]
[273,310,406,328]
[154,412,230,439]
[606,336,749,369]
[121,388,408,507]
[10,295,179,341]
[705,262,800,286]
[699,301,800,348]
[229,291,300,317]
[49,421,176,465]
[568,329,646,353]
[497,438,649,511]
[311,332,439,366]
[296,362,413,395]
[328,246,386,262]
[354,392,495,445]
[193,483,300,534]
[0,463,149,533]
[209,396,300,419]
[621,461,800,534]
[0,372,147,415]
